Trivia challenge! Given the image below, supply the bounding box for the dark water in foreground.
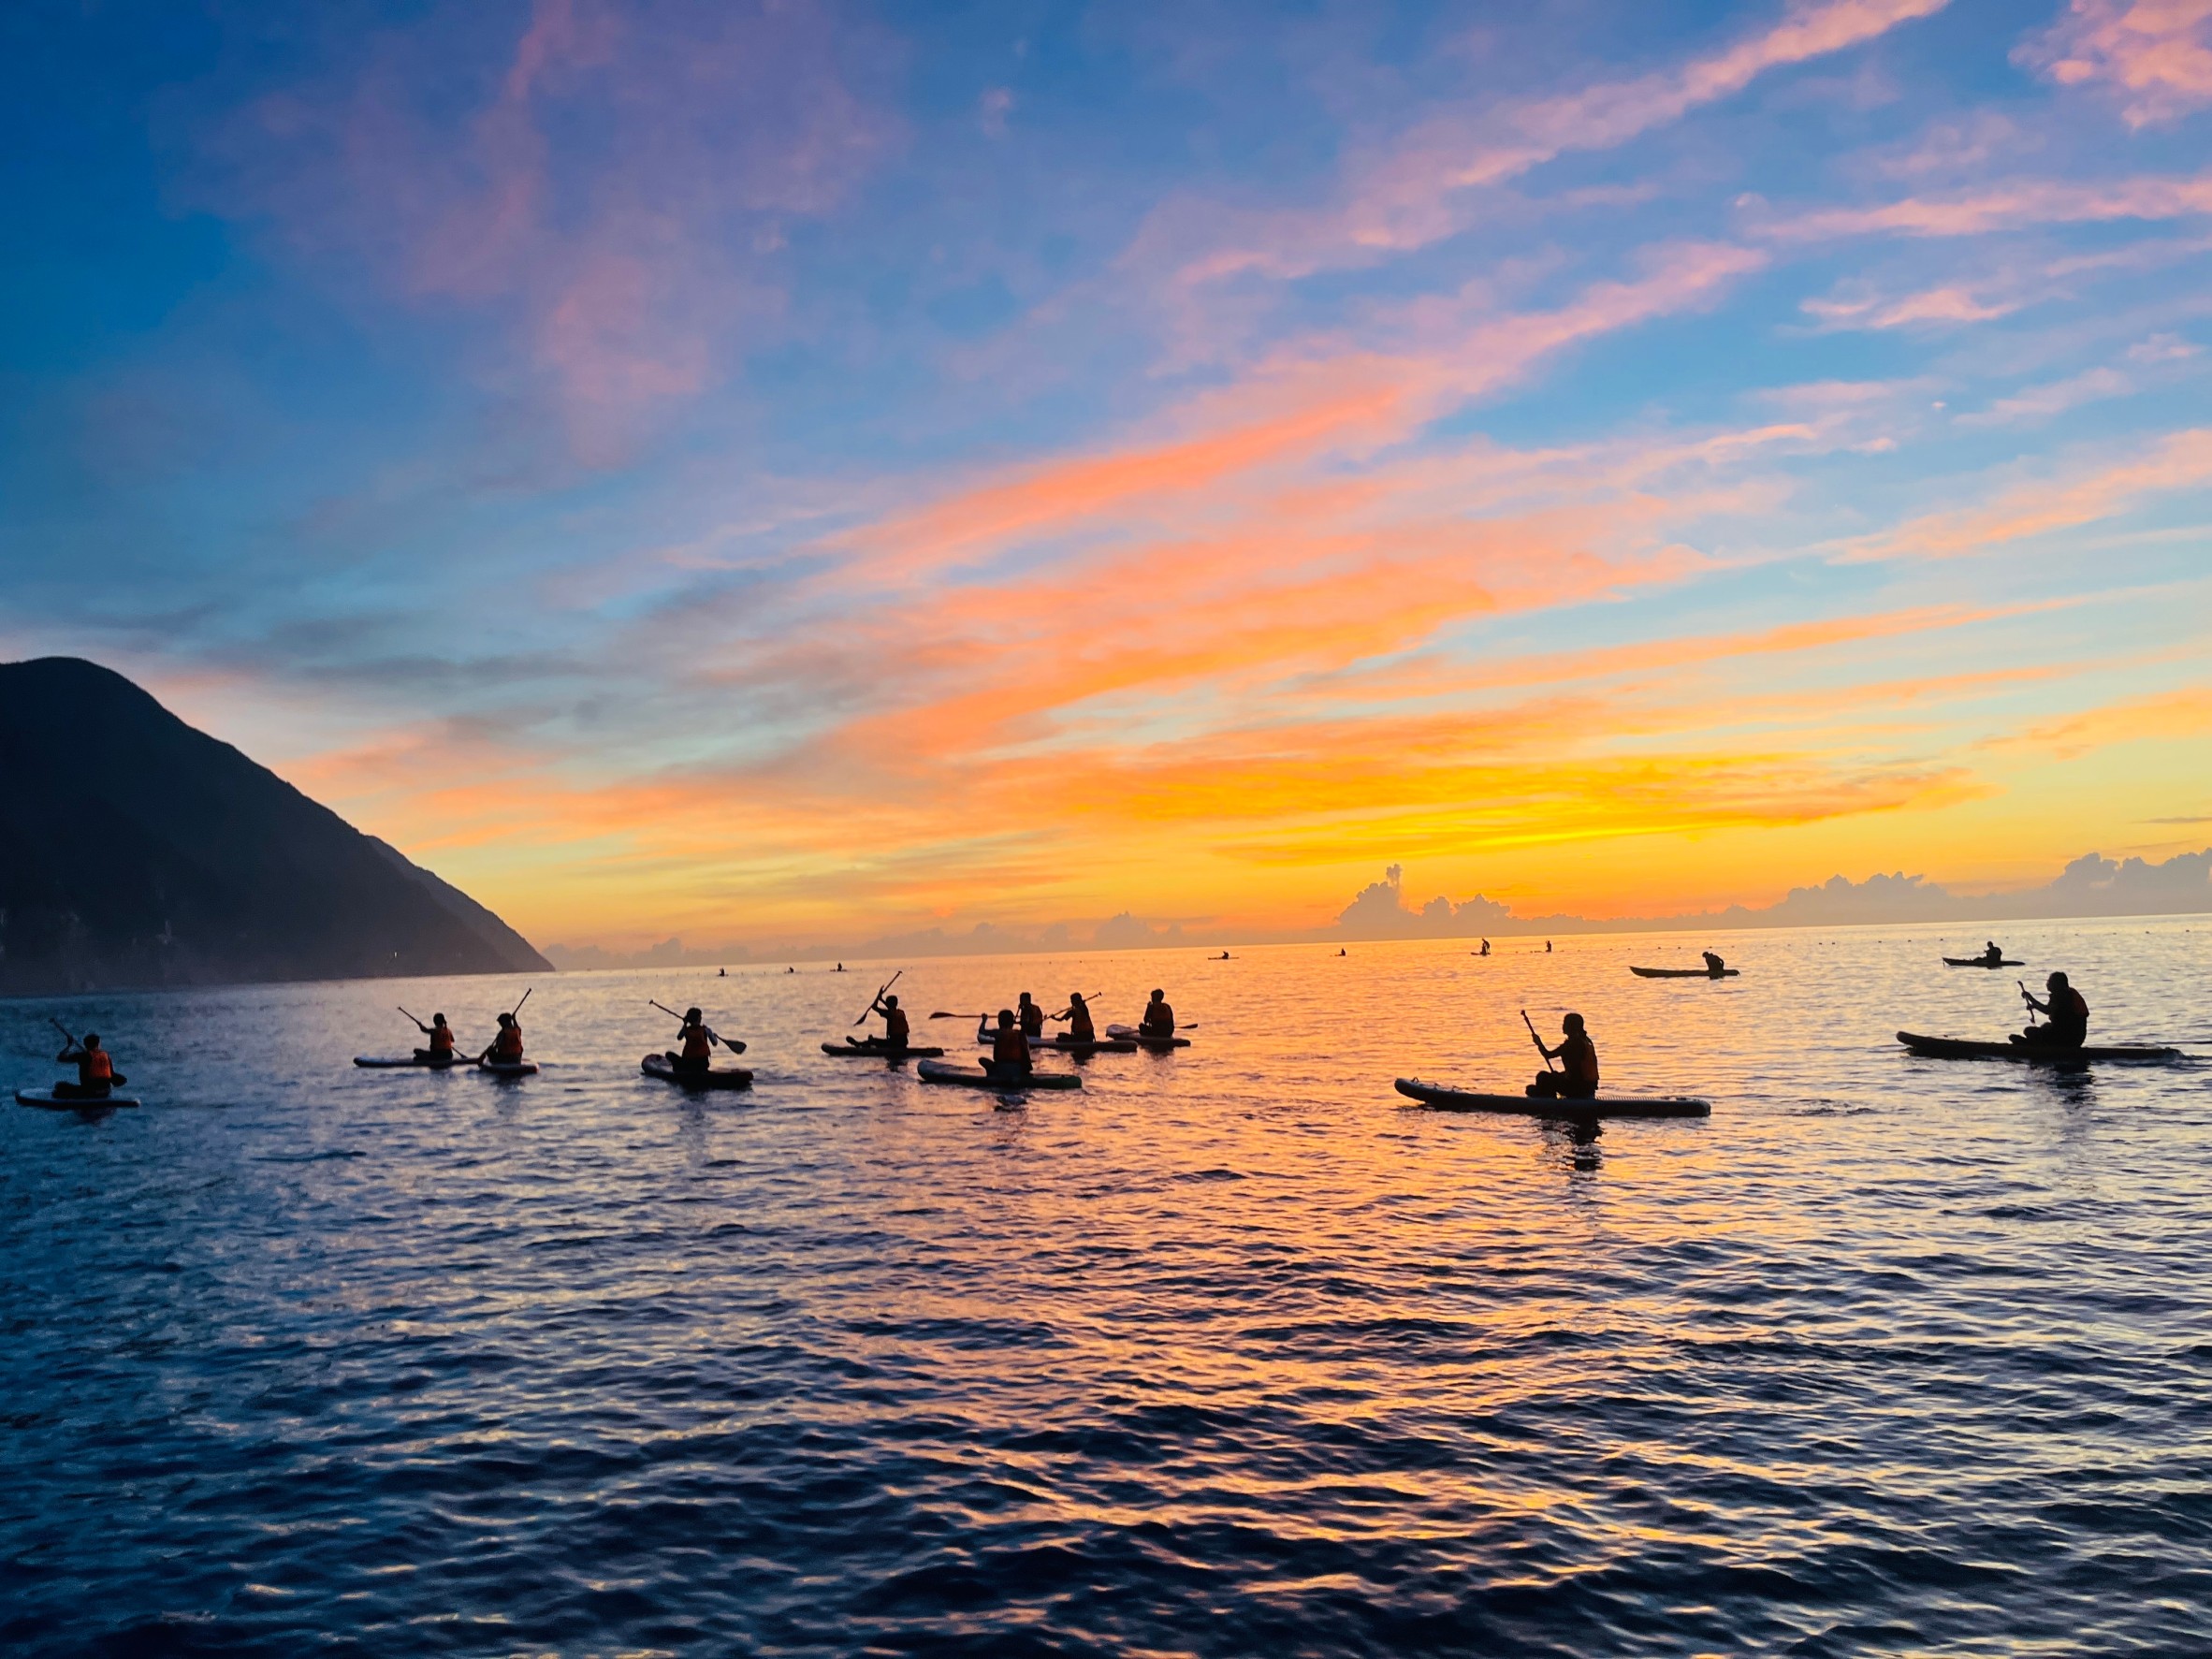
[4,919,2209,1655]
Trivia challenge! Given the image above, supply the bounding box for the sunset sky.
[5,0,2210,948]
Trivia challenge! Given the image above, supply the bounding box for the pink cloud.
[1767,170,2212,238]
[2017,0,2212,128]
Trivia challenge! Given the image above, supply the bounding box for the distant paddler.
[979,1008,1033,1079]
[1139,989,1176,1041]
[1982,940,2004,967]
[1701,950,1727,978]
[2017,971,2088,1052]
[1524,1010,1598,1101]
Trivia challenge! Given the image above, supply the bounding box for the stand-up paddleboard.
[641,1055,753,1090]
[1395,1078,1710,1118]
[1942,957,2024,968]
[1629,966,1739,979]
[916,1060,1082,1091]
[354,1055,463,1069]
[822,1040,945,1058]
[16,1087,140,1111]
[977,1035,1139,1055]
[478,1058,539,1077]
[1896,1031,2183,1063]
[1106,1023,1190,1049]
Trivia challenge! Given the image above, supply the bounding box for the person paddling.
[1528,1012,1599,1100]
[667,1008,720,1075]
[1016,992,1044,1041]
[2018,971,2088,1051]
[866,990,911,1052]
[1139,989,1176,1040]
[53,1030,123,1100]
[1055,992,1097,1043]
[979,1008,1032,1078]
[1702,950,1726,977]
[479,1011,526,1066]
[411,1012,458,1065]
[1983,940,2004,967]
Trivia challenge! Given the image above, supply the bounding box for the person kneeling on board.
[866,991,911,1051]
[479,1012,527,1066]
[979,1008,1032,1079]
[1016,991,1044,1040]
[1056,992,1097,1043]
[2018,972,2088,1051]
[1702,950,1726,976]
[667,1008,718,1074]
[1528,1013,1599,1100]
[54,1031,124,1099]
[1139,989,1175,1040]
[413,1012,458,1065]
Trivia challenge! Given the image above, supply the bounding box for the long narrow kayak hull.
[917,1060,1082,1091]
[355,1055,462,1070]
[1395,1078,1710,1118]
[977,1036,1140,1055]
[16,1088,140,1111]
[822,1041,945,1058]
[1897,1031,2183,1063]
[1629,967,1739,979]
[1105,1023,1190,1048]
[478,1060,539,1077]
[1943,958,2024,968]
[641,1055,753,1090]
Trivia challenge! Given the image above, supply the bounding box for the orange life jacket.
[494,1024,524,1060]
[682,1026,713,1062]
[429,1027,455,1055]
[1069,1008,1095,1041]
[84,1047,113,1083]
[884,1009,910,1047]
[993,1026,1030,1069]
[1142,1002,1174,1036]
[1560,1034,1600,1090]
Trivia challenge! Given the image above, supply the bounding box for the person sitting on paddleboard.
[1056,993,1097,1043]
[668,1008,717,1074]
[1529,1013,1599,1100]
[413,1012,458,1065]
[1139,990,1175,1039]
[1702,950,1726,976]
[1017,992,1044,1040]
[1983,941,2003,966]
[980,1008,1032,1078]
[2019,972,2088,1050]
[54,1031,121,1099]
[480,1012,526,1065]
[867,991,910,1051]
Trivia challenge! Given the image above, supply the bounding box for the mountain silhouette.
[0,657,549,994]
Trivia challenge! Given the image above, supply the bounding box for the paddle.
[2018,980,2037,1026]
[857,970,901,1026]
[648,998,744,1054]
[1050,993,1106,1022]
[1522,1009,1557,1073]
[49,1015,78,1048]
[510,987,532,1018]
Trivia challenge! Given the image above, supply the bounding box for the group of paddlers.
[851,982,1177,1078]
[402,1008,529,1067]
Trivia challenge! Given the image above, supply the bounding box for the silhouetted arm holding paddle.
[1522,1009,1559,1070]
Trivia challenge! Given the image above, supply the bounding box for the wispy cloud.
[2017,0,2212,128]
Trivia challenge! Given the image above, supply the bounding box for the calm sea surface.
[4,919,2209,1655]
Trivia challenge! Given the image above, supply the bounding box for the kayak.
[977,1035,1139,1055]
[1896,1031,2183,1064]
[916,1060,1082,1091]
[641,1055,753,1091]
[1943,957,2023,968]
[1106,1023,1190,1049]
[355,1055,463,1069]
[822,1041,945,1058]
[1629,966,1739,979]
[1395,1078,1710,1118]
[16,1088,140,1111]
[478,1058,539,1077]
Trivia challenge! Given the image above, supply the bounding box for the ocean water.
[3,918,2209,1656]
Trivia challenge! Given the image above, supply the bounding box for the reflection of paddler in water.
[2016,971,2088,1051]
[979,1008,1033,1078]
[1526,1011,1598,1100]
[1702,950,1726,976]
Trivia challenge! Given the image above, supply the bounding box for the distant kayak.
[641,1055,752,1091]
[354,1055,462,1070]
[1897,1031,2182,1064]
[1629,966,1739,979]
[1395,1078,1710,1118]
[1943,957,2024,968]
[822,1040,945,1058]
[978,1035,1139,1055]
[16,1087,140,1111]
[1106,1023,1190,1048]
[478,1059,539,1077]
[916,1060,1082,1091]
